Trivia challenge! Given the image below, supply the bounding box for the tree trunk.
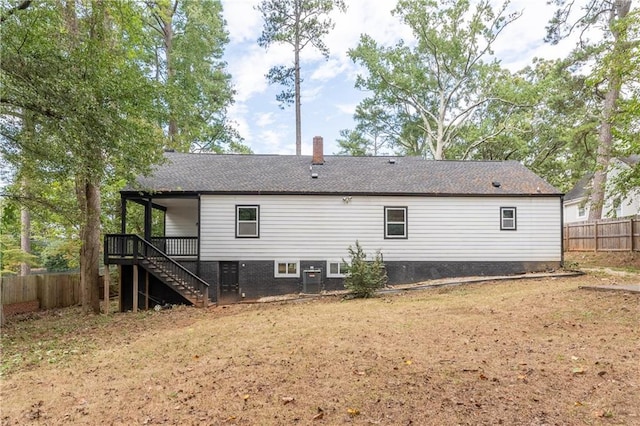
[294,0,302,156]
[588,79,620,220]
[20,114,33,276]
[78,178,102,314]
[588,1,630,220]
[163,3,177,145]
[0,282,4,326]
[20,205,30,276]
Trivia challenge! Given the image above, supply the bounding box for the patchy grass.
[1,273,639,425]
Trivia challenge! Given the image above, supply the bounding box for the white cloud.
[310,58,351,82]
[254,112,275,127]
[302,84,324,103]
[226,43,292,103]
[335,103,358,116]
[220,0,262,44]
[228,102,252,141]
[255,129,292,154]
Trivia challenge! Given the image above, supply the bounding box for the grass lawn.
[1,272,639,425]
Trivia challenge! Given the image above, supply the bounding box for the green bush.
[343,241,387,298]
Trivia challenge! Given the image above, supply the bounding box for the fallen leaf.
[405,360,412,365]
[347,408,360,417]
[572,367,586,374]
[282,396,295,405]
[243,394,250,401]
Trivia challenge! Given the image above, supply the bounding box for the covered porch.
[104,193,213,311]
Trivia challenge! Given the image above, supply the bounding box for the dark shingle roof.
[127,152,561,196]
[564,173,593,202]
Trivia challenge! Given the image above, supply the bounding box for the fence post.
[594,221,598,252]
[632,218,636,252]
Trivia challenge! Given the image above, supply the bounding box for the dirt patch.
[565,251,640,271]
[2,300,40,317]
[1,272,639,425]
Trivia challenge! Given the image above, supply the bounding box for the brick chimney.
[312,136,324,165]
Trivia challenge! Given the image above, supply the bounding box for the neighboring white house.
[564,155,640,223]
[111,137,563,306]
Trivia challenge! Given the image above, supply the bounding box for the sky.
[220,0,580,156]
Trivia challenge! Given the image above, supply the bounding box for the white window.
[500,207,517,230]
[385,206,407,238]
[274,260,299,278]
[236,205,259,238]
[578,205,586,218]
[327,260,349,278]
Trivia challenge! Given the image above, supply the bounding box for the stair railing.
[104,234,209,304]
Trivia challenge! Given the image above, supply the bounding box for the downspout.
[197,194,201,278]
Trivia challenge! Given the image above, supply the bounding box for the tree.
[256,0,346,155]
[452,57,601,191]
[547,0,637,219]
[1,1,164,313]
[144,0,246,153]
[349,0,521,160]
[335,127,388,156]
[343,241,387,298]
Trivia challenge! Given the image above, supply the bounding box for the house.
[564,155,640,223]
[105,137,563,310]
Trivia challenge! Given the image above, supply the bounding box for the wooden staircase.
[140,258,208,307]
[105,234,210,308]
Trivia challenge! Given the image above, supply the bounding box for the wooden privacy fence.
[1,273,81,310]
[564,217,640,252]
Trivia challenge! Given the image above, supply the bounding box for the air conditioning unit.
[302,268,322,294]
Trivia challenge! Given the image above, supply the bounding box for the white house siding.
[564,159,640,223]
[165,199,198,237]
[200,195,562,262]
[563,200,587,223]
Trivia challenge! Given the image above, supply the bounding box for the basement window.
[275,260,299,278]
[236,205,259,238]
[327,260,349,278]
[500,207,517,231]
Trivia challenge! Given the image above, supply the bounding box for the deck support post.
[133,264,139,313]
[145,270,149,310]
[103,266,110,315]
[118,265,122,312]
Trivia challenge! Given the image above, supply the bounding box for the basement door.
[219,261,239,303]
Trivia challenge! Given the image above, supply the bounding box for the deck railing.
[149,236,198,257]
[104,234,209,302]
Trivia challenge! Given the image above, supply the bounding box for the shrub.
[343,240,387,298]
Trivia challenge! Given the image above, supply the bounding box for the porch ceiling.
[151,197,198,209]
